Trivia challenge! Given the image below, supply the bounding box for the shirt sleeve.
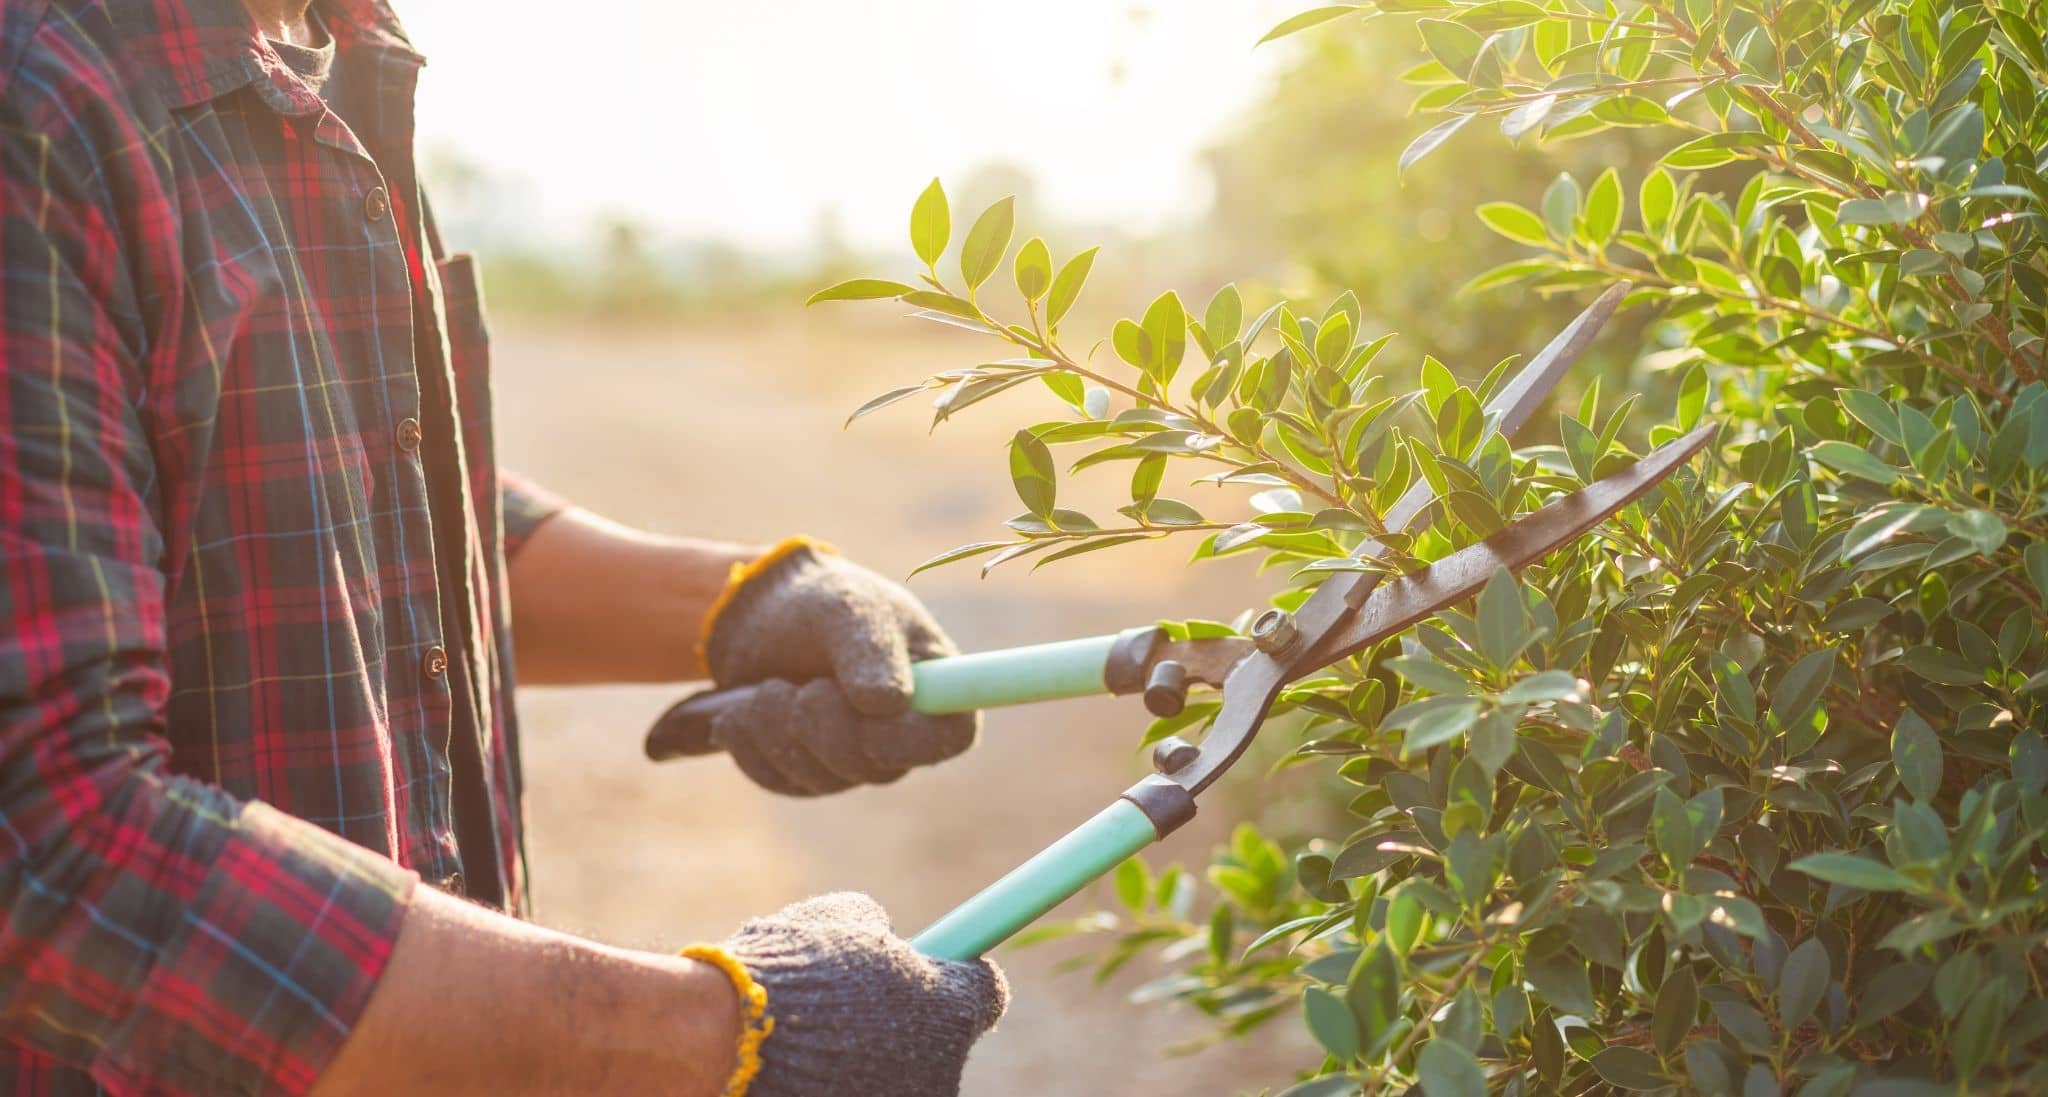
[500,472,568,560]
[0,91,417,1096]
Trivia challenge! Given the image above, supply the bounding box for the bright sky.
[400,1,1300,250]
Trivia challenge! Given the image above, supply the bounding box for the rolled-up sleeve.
[1,104,416,1095]
[500,472,567,560]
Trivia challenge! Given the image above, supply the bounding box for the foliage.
[815,0,2048,1089]
[1204,18,1660,370]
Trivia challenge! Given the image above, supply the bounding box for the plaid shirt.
[0,0,563,1091]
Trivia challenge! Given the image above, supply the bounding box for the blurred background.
[397,1,1645,1091]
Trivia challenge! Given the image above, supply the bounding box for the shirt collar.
[115,0,423,114]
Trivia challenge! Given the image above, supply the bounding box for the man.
[0,0,1006,1092]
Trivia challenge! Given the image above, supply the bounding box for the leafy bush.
[814,0,2048,1090]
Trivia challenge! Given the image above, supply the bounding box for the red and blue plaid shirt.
[0,0,564,1091]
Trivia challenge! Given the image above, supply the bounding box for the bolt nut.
[1151,736,1201,775]
[1250,608,1300,655]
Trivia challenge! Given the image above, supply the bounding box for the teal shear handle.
[910,797,1162,961]
[645,631,1155,760]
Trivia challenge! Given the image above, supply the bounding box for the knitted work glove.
[700,539,979,795]
[684,893,1007,1097]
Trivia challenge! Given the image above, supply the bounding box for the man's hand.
[703,540,980,795]
[712,893,1006,1097]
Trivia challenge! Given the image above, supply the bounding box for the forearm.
[507,506,760,684]
[312,885,741,1096]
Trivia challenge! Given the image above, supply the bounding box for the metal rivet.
[1151,736,1200,775]
[1143,660,1189,717]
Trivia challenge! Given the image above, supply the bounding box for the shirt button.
[395,417,422,454]
[422,645,449,680]
[364,186,390,222]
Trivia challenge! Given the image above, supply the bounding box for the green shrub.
[814,0,2048,1090]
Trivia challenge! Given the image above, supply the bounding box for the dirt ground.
[489,309,1314,1095]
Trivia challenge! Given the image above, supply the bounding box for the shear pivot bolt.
[1250,608,1300,656]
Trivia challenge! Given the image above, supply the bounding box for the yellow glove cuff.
[679,943,776,1097]
[695,536,838,661]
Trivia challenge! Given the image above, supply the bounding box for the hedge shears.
[646,284,1715,961]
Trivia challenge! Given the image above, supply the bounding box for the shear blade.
[1292,423,1717,673]
[1170,423,1715,796]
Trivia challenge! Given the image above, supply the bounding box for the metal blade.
[1372,281,1631,543]
[1169,423,1714,796]
[1267,283,1634,681]
[1294,423,1717,673]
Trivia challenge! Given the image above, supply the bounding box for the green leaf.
[1046,247,1098,327]
[1500,669,1580,704]
[1583,167,1623,246]
[1401,700,1482,755]
[1640,168,1676,233]
[1590,1046,1671,1091]
[1676,362,1708,430]
[909,178,949,268]
[1711,651,1756,724]
[1276,1078,1359,1097]
[1891,710,1941,802]
[1789,852,1912,892]
[1346,943,1402,1043]
[1652,787,1696,868]
[807,278,914,305]
[908,540,1015,577]
[1391,656,1474,696]
[1769,648,1835,731]
[844,383,931,427]
[1853,963,1931,1031]
[1416,1041,1486,1097]
[1140,292,1188,384]
[1476,566,1530,668]
[1204,284,1242,347]
[1008,429,1057,517]
[1032,534,1151,569]
[1954,991,2003,1081]
[1417,18,1484,74]
[1812,440,1902,484]
[1013,237,1052,302]
[1945,508,2007,555]
[1477,202,1549,246]
[1131,454,1165,506]
[1399,114,1471,176]
[1257,5,1361,45]
[1652,966,1697,1057]
[1303,986,1360,1061]
[1542,173,1580,240]
[1778,938,1829,1027]
[1662,132,1782,169]
[1838,192,1929,225]
[1525,951,1598,1017]
[1114,855,1148,911]
[959,196,1016,291]
[1839,390,1902,443]
[1314,311,1352,368]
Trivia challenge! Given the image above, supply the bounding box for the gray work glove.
[704,540,979,795]
[721,892,1007,1097]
